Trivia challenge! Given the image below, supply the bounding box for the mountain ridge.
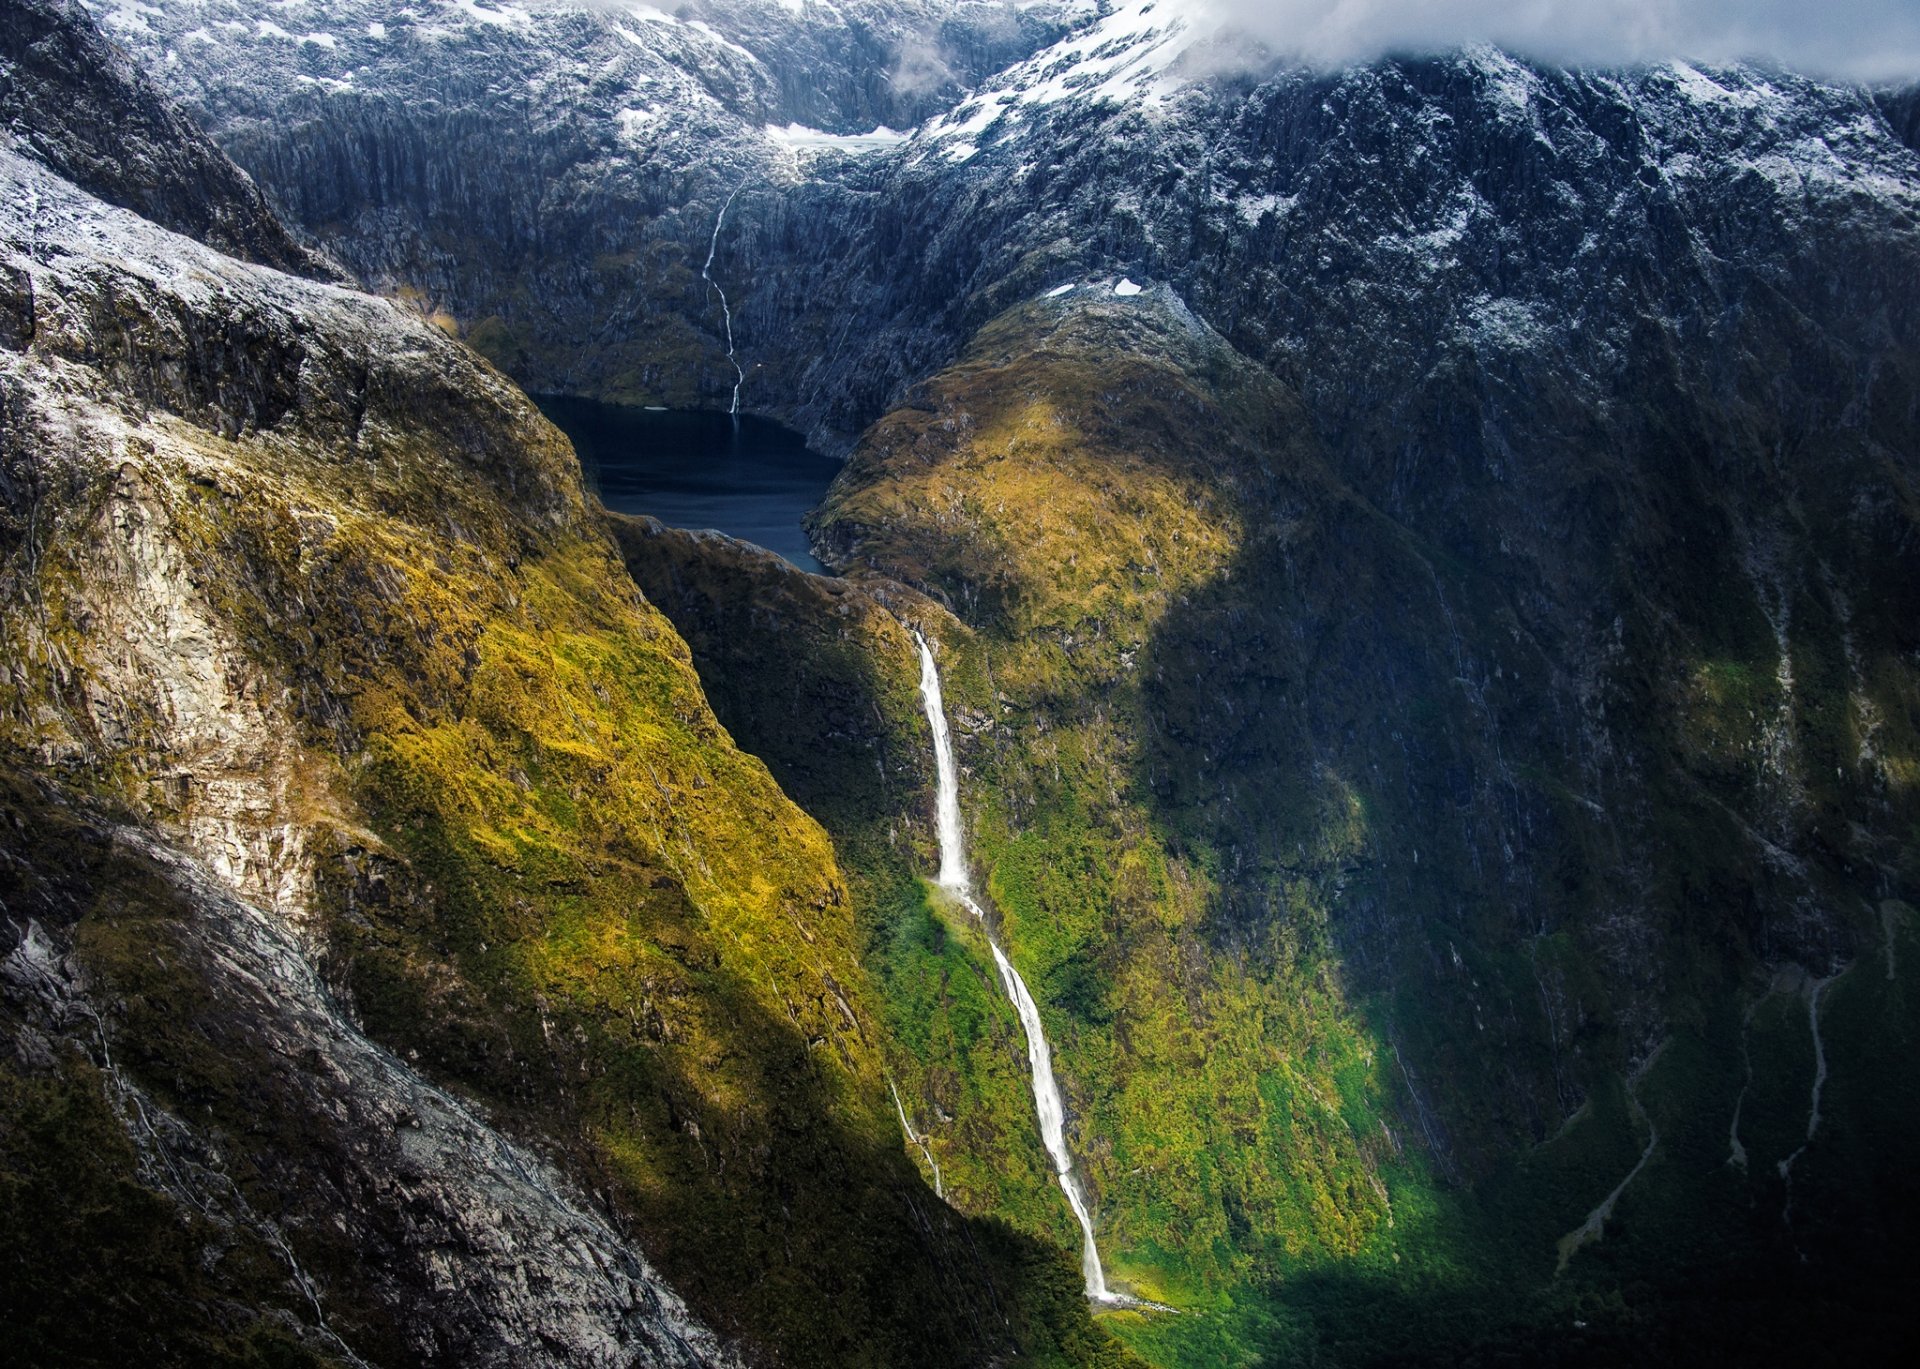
[2,1,1918,1365]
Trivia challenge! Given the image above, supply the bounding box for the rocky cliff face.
[8,2,1920,1366]
[1,770,736,1368]
[101,1,1920,458]
[0,6,1129,1364]
[0,0,336,278]
[82,0,1084,409]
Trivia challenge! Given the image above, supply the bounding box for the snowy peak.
[97,0,1088,135]
[921,0,1218,159]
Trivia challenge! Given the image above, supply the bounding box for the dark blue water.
[537,398,839,573]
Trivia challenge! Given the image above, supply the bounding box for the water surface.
[537,398,839,573]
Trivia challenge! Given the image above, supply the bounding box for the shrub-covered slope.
[790,289,1920,1365]
[0,29,1127,1362]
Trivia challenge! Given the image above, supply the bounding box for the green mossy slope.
[791,287,1920,1366]
[1,191,1125,1362]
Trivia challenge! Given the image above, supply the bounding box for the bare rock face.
[0,103,741,1367]
[0,776,739,1368]
[0,0,337,278]
[0,140,572,932]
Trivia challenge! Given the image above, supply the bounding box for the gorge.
[4,1,1920,1366]
[915,628,1117,1307]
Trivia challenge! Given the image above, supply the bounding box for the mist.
[1199,0,1920,82]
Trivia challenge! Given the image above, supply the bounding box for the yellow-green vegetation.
[790,290,1920,1367]
[809,294,1407,1355]
[1,284,1129,1363]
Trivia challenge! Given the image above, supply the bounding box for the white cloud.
[1203,0,1920,82]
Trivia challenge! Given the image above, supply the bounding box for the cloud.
[1201,0,1920,82]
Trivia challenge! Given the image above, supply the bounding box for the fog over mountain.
[1200,0,1920,78]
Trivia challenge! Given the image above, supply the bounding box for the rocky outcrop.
[0,771,737,1367]
[0,0,336,278]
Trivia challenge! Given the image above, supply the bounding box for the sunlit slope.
[789,285,1920,1365]
[0,139,1120,1366]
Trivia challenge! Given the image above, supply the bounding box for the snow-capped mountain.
[91,1,1920,459]
[8,3,1920,1364]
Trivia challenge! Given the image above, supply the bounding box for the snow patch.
[441,0,534,31]
[617,106,666,138]
[1113,278,1143,297]
[687,20,760,64]
[764,123,908,155]
[1235,191,1297,226]
[1045,282,1077,298]
[922,0,1216,153]
[1467,295,1549,351]
[1667,61,1770,110]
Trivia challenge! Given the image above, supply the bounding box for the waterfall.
[1778,972,1838,1234]
[701,184,747,417]
[914,631,1118,1304]
[889,1078,944,1198]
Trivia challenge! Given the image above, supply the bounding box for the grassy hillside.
[749,287,1918,1365]
[0,154,1130,1365]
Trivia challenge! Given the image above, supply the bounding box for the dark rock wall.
[0,0,336,279]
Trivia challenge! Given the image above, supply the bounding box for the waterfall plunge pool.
[536,398,840,573]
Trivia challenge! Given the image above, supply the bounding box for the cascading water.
[701,184,747,418]
[889,1078,945,1199]
[914,631,1119,1304]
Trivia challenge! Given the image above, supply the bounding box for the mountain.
[0,3,1128,1364]
[6,1,1920,1366]
[0,0,335,276]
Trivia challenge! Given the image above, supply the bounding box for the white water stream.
[701,185,747,417]
[914,632,1122,1304]
[1777,973,1836,1233]
[889,1078,944,1199]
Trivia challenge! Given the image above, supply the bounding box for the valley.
[4,1,1919,1366]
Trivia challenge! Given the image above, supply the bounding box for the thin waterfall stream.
[700,184,747,417]
[914,631,1128,1305]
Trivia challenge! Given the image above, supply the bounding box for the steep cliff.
[0,6,1130,1363]
[7,2,1920,1365]
[0,0,335,278]
[802,284,1920,1364]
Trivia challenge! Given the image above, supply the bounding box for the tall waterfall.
[700,184,747,417]
[914,632,1116,1303]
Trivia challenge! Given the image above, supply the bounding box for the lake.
[536,397,840,573]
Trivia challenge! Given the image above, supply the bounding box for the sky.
[1200,0,1920,81]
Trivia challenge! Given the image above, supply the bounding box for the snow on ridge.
[445,0,535,31]
[923,0,1215,154]
[765,122,909,155]
[687,19,762,64]
[1666,60,1773,110]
